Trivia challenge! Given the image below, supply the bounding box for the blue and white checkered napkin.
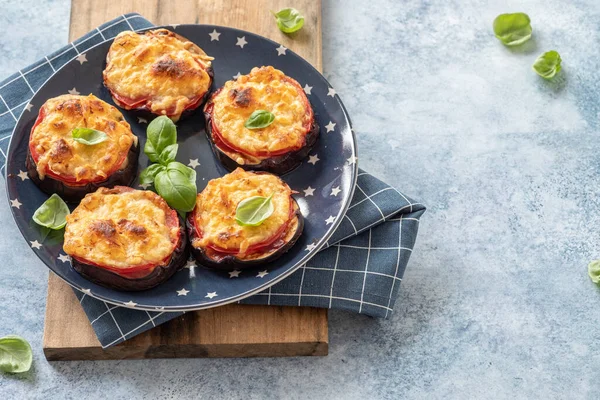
[0,14,426,348]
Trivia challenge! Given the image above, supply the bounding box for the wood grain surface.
[43,0,327,361]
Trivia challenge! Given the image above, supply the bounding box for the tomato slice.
[206,77,313,159]
[28,105,130,185]
[190,199,295,257]
[71,187,181,277]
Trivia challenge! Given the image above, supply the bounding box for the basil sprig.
[0,335,32,374]
[271,8,305,34]
[588,260,600,284]
[532,50,562,79]
[244,110,275,129]
[144,116,177,163]
[71,128,108,145]
[235,194,274,227]
[493,13,532,46]
[32,193,69,230]
[139,116,197,213]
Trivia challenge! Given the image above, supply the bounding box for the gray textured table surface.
[2,0,600,399]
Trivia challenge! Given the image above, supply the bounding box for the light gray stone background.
[1,0,599,398]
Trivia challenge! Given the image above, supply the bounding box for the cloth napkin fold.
[0,14,426,348]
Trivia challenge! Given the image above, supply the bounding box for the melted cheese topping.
[210,66,311,159]
[103,29,213,119]
[30,94,135,182]
[192,168,293,254]
[63,188,179,269]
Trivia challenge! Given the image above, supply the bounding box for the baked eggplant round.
[103,29,214,122]
[204,66,319,175]
[63,186,188,291]
[27,94,139,202]
[187,168,304,269]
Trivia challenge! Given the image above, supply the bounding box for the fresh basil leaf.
[32,194,69,230]
[154,161,197,212]
[71,128,108,145]
[159,143,179,165]
[533,50,562,79]
[244,110,275,129]
[272,8,304,33]
[145,116,177,163]
[0,335,32,373]
[235,194,274,227]
[493,13,532,46]
[139,163,166,185]
[589,260,600,284]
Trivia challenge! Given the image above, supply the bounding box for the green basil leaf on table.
[71,128,108,145]
[493,12,532,46]
[0,335,32,374]
[144,116,177,163]
[244,110,275,129]
[271,8,305,33]
[236,194,274,227]
[32,193,69,230]
[139,163,166,185]
[588,260,600,284]
[532,50,562,79]
[154,161,197,212]
[158,143,179,165]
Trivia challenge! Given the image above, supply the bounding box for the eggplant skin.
[187,200,304,270]
[204,106,319,175]
[26,142,139,203]
[71,217,189,292]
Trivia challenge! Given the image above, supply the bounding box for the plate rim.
[5,23,358,311]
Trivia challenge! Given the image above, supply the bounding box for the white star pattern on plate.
[205,292,218,299]
[17,170,29,181]
[303,84,312,95]
[303,186,315,196]
[30,240,42,249]
[188,159,200,169]
[137,117,147,124]
[209,29,221,41]
[68,87,80,95]
[184,259,196,269]
[325,121,336,133]
[331,186,341,196]
[325,216,336,225]
[233,72,242,80]
[81,288,91,295]
[124,301,137,307]
[155,306,165,311]
[327,87,336,97]
[139,182,151,190]
[229,270,241,278]
[170,24,180,29]
[347,156,357,165]
[236,36,248,48]
[57,254,71,263]
[305,243,317,252]
[25,103,33,112]
[76,53,87,64]
[307,154,320,165]
[256,270,269,278]
[10,199,22,209]
[276,44,287,56]
[177,288,190,296]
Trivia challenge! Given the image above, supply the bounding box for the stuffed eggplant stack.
[63,186,188,291]
[103,29,214,121]
[204,66,319,175]
[27,94,139,202]
[187,168,303,269]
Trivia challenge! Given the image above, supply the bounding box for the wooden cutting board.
[43,0,327,361]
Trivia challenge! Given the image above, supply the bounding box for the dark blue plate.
[6,25,357,311]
